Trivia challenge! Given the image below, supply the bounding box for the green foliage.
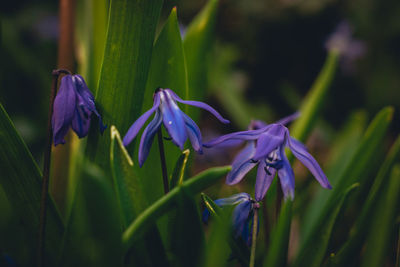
[0,103,63,265]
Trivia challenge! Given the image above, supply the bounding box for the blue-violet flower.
[52,74,106,145]
[204,121,332,201]
[203,193,259,246]
[123,88,230,166]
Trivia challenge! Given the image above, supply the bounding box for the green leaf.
[301,110,367,236]
[132,6,190,204]
[327,135,400,266]
[294,183,359,267]
[184,0,218,117]
[201,193,250,266]
[299,107,394,253]
[263,200,292,267]
[122,166,230,251]
[86,0,163,171]
[361,164,400,267]
[202,204,232,267]
[109,126,169,266]
[170,188,205,267]
[59,163,123,266]
[290,51,339,142]
[0,103,63,265]
[170,149,190,189]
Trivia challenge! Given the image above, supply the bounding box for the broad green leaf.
[0,103,63,265]
[294,183,359,267]
[361,164,400,267]
[122,166,230,251]
[327,135,400,266]
[109,126,169,266]
[184,0,218,118]
[263,200,292,267]
[86,0,163,171]
[202,206,232,267]
[170,149,190,189]
[170,188,205,267]
[201,193,249,266]
[59,163,123,266]
[133,7,190,204]
[299,107,393,252]
[290,51,339,142]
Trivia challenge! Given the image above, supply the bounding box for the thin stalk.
[38,69,70,267]
[157,129,169,194]
[250,208,259,267]
[276,181,283,220]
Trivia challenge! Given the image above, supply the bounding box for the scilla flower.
[52,74,106,145]
[204,122,331,201]
[203,193,259,246]
[123,88,229,166]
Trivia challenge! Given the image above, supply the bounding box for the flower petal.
[123,93,161,146]
[232,200,252,239]
[226,142,258,185]
[203,126,271,148]
[138,109,163,167]
[277,151,295,200]
[275,111,300,125]
[252,124,287,161]
[160,90,187,149]
[214,193,251,206]
[288,137,332,189]
[255,160,277,202]
[52,75,77,145]
[71,104,91,138]
[182,112,203,153]
[167,89,230,124]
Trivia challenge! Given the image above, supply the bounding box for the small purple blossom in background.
[123,88,229,167]
[203,193,259,246]
[325,21,366,73]
[52,74,106,145]
[204,117,331,201]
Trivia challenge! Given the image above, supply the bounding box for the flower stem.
[249,208,259,267]
[157,129,169,194]
[276,181,283,220]
[38,69,70,267]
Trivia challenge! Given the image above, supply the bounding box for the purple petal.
[226,142,257,185]
[52,75,77,145]
[288,137,332,189]
[138,110,163,167]
[182,113,203,153]
[214,193,251,206]
[275,111,300,125]
[255,161,277,202]
[277,151,295,200]
[167,89,230,124]
[71,105,91,138]
[123,93,161,146]
[232,200,252,239]
[253,124,288,161]
[160,90,187,149]
[203,126,271,148]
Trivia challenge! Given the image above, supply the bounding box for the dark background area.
[1,0,400,161]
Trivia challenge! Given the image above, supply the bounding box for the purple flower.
[123,88,229,166]
[203,193,259,246]
[52,74,106,145]
[204,122,331,201]
[325,21,366,72]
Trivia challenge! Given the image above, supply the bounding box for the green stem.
[38,69,70,267]
[157,129,169,194]
[249,208,259,267]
